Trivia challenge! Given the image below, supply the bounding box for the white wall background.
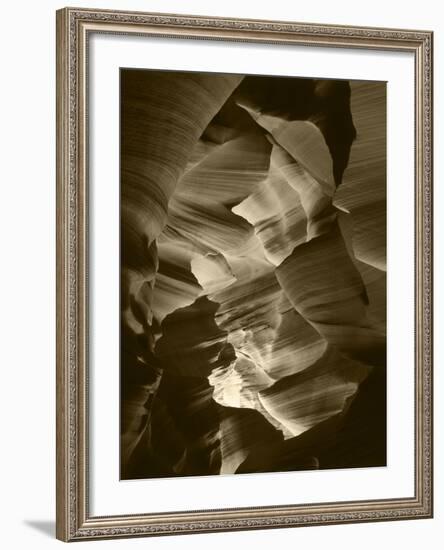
[0,0,441,547]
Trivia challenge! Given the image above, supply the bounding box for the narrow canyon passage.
[120,69,386,480]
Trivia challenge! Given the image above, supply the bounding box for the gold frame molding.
[56,7,433,542]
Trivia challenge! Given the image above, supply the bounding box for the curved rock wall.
[120,70,386,479]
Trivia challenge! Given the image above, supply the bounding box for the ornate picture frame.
[56,7,433,541]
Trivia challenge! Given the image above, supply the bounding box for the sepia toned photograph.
[55,8,433,541]
[120,68,387,480]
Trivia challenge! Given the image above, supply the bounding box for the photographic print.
[120,69,387,480]
[57,8,433,540]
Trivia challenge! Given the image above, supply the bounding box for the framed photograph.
[56,7,433,541]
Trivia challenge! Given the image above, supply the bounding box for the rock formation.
[120,70,386,479]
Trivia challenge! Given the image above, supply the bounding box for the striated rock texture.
[120,69,386,480]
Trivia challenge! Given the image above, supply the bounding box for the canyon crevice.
[120,70,386,479]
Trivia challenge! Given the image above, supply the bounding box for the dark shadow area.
[23,520,55,538]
